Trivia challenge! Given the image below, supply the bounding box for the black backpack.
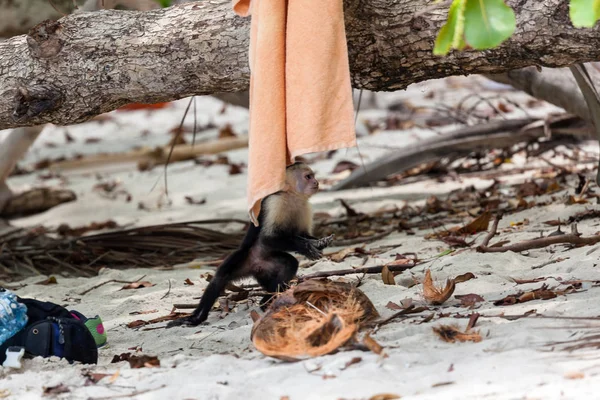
[0,297,98,365]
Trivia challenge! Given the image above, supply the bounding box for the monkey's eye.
[305,174,313,181]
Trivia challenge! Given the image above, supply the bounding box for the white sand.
[2,76,600,399]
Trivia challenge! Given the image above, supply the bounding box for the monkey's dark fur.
[168,162,333,327]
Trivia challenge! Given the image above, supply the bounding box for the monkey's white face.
[291,168,319,196]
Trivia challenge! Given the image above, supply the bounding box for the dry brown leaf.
[381,265,396,285]
[456,211,492,235]
[454,272,475,283]
[83,372,111,385]
[121,281,154,290]
[385,301,402,311]
[218,124,237,138]
[566,195,588,205]
[341,357,362,370]
[511,277,546,284]
[493,285,559,306]
[432,324,482,343]
[387,257,414,266]
[543,219,561,226]
[440,236,471,248]
[332,160,359,174]
[455,293,484,308]
[43,384,70,396]
[423,270,455,305]
[35,276,57,285]
[369,394,401,400]
[466,313,480,330]
[229,164,243,175]
[362,333,384,355]
[329,246,366,263]
[128,355,160,369]
[127,320,147,329]
[184,278,195,285]
[184,196,206,205]
[518,290,557,302]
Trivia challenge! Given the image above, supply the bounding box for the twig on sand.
[298,261,415,281]
[160,279,172,300]
[480,214,502,248]
[79,275,146,296]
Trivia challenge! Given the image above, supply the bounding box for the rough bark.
[1,0,600,130]
[0,0,160,38]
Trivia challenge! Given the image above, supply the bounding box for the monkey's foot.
[165,315,206,328]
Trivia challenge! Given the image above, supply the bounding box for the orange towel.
[232,0,357,225]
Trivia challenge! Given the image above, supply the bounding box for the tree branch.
[2,0,600,129]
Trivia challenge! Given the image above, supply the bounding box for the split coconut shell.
[251,279,379,360]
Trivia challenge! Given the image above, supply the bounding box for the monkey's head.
[286,162,319,197]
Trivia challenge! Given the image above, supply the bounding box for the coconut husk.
[250,279,379,360]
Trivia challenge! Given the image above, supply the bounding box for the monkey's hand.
[297,237,323,260]
[314,234,335,250]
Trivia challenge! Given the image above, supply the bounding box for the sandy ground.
[2,76,600,399]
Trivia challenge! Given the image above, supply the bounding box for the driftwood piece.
[477,216,600,253]
[569,64,600,185]
[46,136,248,172]
[332,115,593,190]
[332,118,537,190]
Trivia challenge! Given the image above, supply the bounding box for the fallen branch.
[298,261,415,281]
[46,136,248,172]
[331,117,591,190]
[477,220,600,253]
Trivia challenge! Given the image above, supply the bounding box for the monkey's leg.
[253,251,299,310]
[166,249,247,328]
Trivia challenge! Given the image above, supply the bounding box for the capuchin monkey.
[168,162,334,327]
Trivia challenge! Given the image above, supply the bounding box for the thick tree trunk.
[1,0,600,130]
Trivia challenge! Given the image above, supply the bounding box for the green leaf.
[156,0,172,7]
[434,0,467,55]
[463,0,516,50]
[570,0,600,27]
